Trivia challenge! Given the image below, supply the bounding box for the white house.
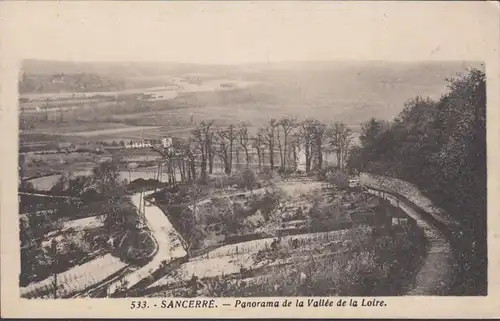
[161,137,173,149]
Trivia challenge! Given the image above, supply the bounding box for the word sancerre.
[161,299,216,308]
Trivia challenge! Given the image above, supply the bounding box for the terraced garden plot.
[148,229,351,290]
[20,254,128,299]
[60,216,104,232]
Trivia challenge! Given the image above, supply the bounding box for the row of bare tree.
[156,117,354,184]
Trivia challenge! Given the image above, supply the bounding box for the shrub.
[326,170,349,189]
[277,167,295,177]
[239,169,257,191]
[259,167,273,179]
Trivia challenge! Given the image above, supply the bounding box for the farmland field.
[57,126,161,138]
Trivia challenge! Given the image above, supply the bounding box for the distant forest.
[19,73,128,94]
[349,68,487,293]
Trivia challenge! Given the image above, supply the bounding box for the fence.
[193,229,352,261]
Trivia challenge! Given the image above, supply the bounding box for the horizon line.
[21,58,484,67]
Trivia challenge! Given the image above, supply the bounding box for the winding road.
[106,191,187,295]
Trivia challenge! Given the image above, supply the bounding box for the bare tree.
[215,126,237,175]
[311,120,327,170]
[235,146,241,171]
[214,130,230,175]
[329,122,353,171]
[238,122,251,167]
[207,131,215,175]
[262,118,279,170]
[276,124,283,169]
[290,132,301,170]
[183,138,198,181]
[225,124,238,173]
[252,130,265,171]
[172,138,188,183]
[299,119,316,173]
[278,117,298,172]
[92,160,122,195]
[191,120,215,181]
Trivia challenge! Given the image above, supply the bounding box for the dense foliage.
[348,68,486,294]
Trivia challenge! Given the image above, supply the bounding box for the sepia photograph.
[1,1,499,318]
[17,59,486,299]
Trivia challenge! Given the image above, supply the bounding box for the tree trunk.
[317,140,323,170]
[283,135,287,171]
[208,146,214,174]
[222,153,230,175]
[180,158,186,183]
[305,143,311,172]
[235,148,240,171]
[244,147,250,167]
[293,145,298,169]
[257,148,262,171]
[277,131,284,169]
[269,142,274,170]
[190,160,196,180]
[229,142,233,174]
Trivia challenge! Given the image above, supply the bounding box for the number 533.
[130,301,148,309]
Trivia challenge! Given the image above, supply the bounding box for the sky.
[0,2,497,65]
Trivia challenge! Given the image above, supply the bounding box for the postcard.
[1,1,499,318]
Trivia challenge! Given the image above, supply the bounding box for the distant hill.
[19,60,235,94]
[21,60,231,78]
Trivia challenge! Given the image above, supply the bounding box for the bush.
[259,167,273,179]
[213,175,239,189]
[238,169,257,191]
[326,170,349,189]
[277,167,295,177]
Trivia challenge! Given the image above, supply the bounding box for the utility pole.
[143,189,146,217]
[51,239,58,299]
[139,189,143,216]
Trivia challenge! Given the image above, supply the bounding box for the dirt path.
[364,186,456,295]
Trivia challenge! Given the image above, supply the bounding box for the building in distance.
[161,137,173,149]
